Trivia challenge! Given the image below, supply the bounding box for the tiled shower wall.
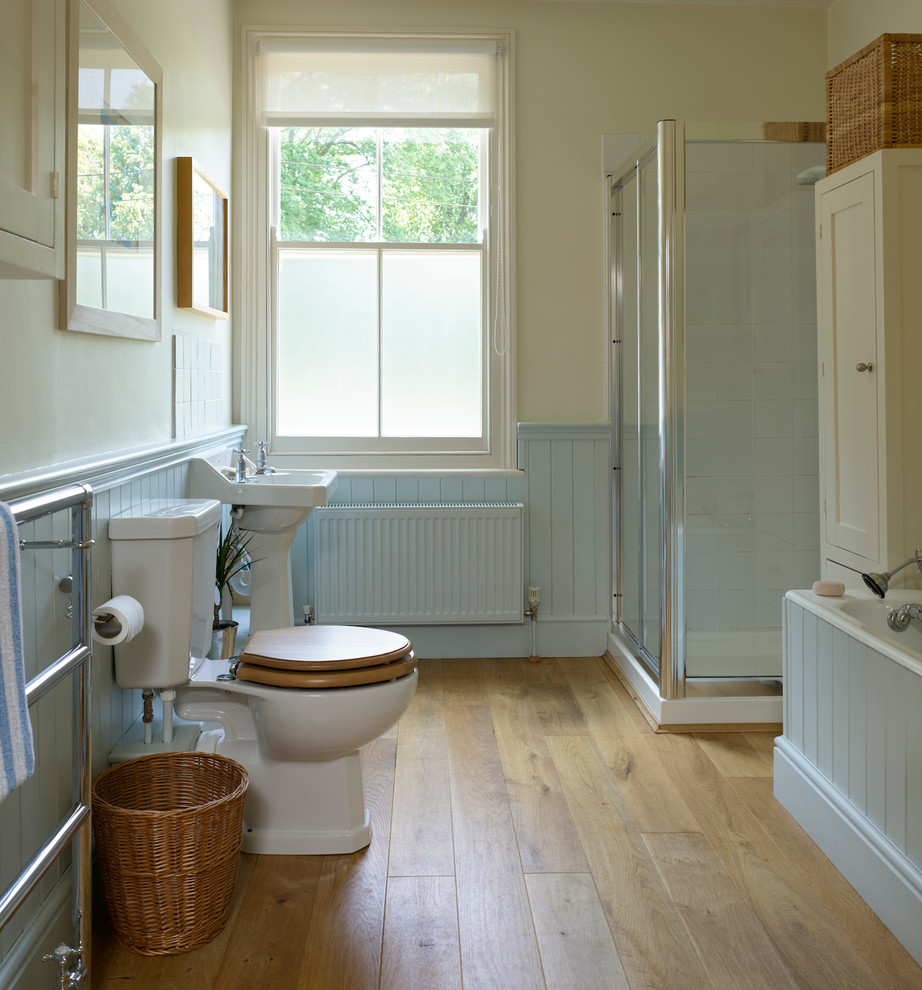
[684,140,824,632]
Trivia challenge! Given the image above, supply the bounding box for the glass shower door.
[682,130,823,679]
[611,145,665,677]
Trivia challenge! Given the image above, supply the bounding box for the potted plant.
[210,523,253,660]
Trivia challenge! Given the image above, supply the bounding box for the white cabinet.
[817,150,922,587]
[0,0,65,279]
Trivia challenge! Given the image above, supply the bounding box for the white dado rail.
[774,589,922,966]
[0,427,245,504]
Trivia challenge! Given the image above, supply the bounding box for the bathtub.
[774,589,922,966]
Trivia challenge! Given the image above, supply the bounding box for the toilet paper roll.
[93,595,144,645]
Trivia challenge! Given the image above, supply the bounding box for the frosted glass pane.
[106,248,155,318]
[381,251,481,436]
[276,250,378,436]
[75,248,103,309]
[192,246,210,303]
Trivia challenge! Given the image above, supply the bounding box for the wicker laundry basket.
[826,33,922,173]
[92,752,248,955]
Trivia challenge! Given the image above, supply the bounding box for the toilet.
[107,497,418,855]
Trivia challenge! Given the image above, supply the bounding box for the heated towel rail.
[0,484,93,989]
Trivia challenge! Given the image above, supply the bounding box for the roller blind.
[257,36,500,128]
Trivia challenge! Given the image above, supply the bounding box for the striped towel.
[0,501,34,801]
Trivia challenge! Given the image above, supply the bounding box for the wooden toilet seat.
[234,625,416,689]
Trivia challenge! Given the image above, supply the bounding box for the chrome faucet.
[862,549,922,598]
[232,448,249,483]
[254,440,274,475]
[888,602,922,632]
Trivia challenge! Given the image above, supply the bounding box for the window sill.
[330,467,524,478]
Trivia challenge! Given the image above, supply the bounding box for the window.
[244,33,513,469]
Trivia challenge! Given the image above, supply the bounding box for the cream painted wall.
[0,0,234,481]
[236,0,827,424]
[828,0,922,66]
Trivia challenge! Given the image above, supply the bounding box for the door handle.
[856,362,873,372]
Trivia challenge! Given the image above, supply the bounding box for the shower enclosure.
[609,120,824,714]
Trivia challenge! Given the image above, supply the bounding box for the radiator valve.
[525,586,540,620]
[43,942,87,989]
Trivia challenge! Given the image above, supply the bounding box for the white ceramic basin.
[189,457,336,508]
[189,455,337,632]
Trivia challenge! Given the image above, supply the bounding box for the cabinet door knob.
[856,362,874,372]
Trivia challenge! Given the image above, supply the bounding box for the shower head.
[862,550,922,598]
[796,165,826,185]
[862,571,889,598]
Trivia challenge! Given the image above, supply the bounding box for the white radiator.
[312,503,525,624]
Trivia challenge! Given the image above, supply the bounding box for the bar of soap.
[812,580,845,597]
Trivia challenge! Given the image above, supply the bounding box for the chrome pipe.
[74,492,93,975]
[25,645,90,706]
[20,538,94,551]
[657,119,685,701]
[0,804,90,933]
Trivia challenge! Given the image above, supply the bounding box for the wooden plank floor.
[92,657,922,989]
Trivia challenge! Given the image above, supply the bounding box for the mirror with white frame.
[62,0,162,339]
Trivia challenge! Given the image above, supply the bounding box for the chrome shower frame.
[608,120,687,699]
[658,119,686,701]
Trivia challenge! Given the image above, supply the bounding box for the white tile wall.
[172,333,224,438]
[685,140,823,633]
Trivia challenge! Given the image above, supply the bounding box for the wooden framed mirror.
[62,0,162,339]
[176,157,228,318]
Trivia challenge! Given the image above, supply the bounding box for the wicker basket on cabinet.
[826,33,922,174]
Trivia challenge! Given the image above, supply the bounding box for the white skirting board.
[364,615,609,660]
[774,737,922,966]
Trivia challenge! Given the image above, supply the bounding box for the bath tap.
[254,440,275,475]
[862,549,922,598]
[232,448,249,483]
[888,602,922,632]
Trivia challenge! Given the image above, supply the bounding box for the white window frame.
[238,30,516,471]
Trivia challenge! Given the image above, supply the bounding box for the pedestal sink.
[189,456,336,634]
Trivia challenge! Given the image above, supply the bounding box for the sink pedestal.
[235,505,310,634]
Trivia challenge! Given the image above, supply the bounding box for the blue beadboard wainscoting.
[299,423,612,658]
